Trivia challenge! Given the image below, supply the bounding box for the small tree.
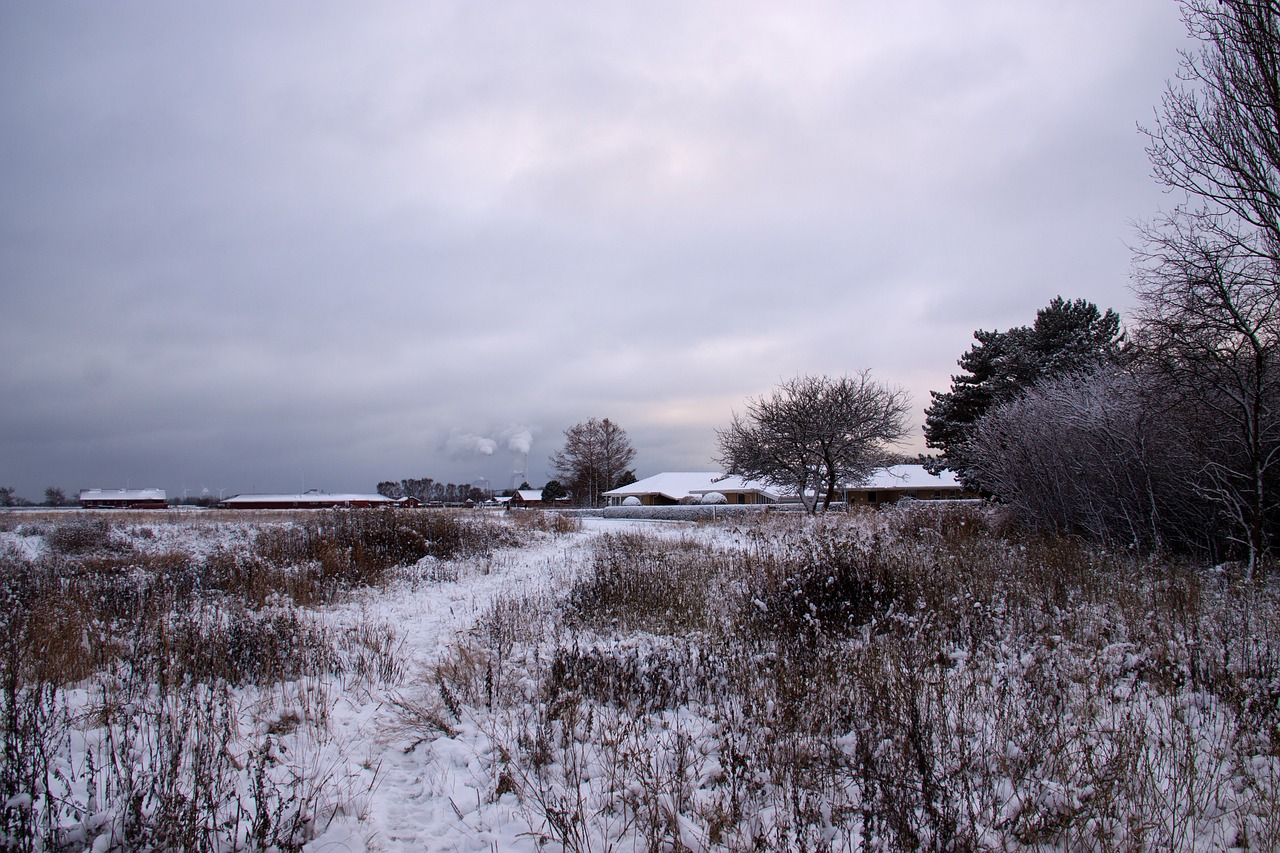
[542,479,568,503]
[44,486,68,507]
[550,418,637,507]
[0,487,16,507]
[717,372,911,513]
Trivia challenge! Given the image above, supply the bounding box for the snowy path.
[309,518,669,852]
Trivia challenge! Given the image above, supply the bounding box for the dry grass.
[419,505,1280,851]
[0,508,543,851]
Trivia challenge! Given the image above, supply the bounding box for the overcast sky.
[1,1,1190,499]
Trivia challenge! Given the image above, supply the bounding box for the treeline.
[0,486,73,507]
[925,1,1280,574]
[376,477,486,504]
[927,293,1277,570]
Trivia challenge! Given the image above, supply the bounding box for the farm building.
[508,489,571,509]
[508,489,544,508]
[79,488,168,509]
[218,491,414,510]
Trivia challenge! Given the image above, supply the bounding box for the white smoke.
[506,429,533,455]
[446,430,497,457]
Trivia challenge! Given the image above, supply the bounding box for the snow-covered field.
[2,507,1279,851]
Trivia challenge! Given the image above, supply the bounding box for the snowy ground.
[311,517,663,851]
[5,508,1279,851]
[0,513,678,851]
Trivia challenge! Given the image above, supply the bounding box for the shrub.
[565,533,728,635]
[747,527,905,643]
[510,511,582,535]
[45,517,121,555]
[0,513,410,851]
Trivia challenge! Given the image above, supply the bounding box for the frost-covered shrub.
[509,510,582,535]
[45,517,120,554]
[253,509,524,592]
[134,605,339,687]
[0,551,95,687]
[747,526,906,642]
[435,513,1280,851]
[565,533,728,634]
[545,641,727,714]
[0,513,407,852]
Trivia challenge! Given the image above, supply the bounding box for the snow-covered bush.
[45,516,120,554]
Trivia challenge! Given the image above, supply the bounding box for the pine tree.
[924,297,1123,478]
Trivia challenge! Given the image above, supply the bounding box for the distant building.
[218,490,398,510]
[509,489,544,508]
[79,488,167,509]
[602,465,972,508]
[603,473,786,506]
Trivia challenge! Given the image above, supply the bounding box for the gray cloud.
[0,1,1188,498]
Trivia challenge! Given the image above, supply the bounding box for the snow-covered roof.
[688,474,784,500]
[604,472,785,502]
[514,490,543,502]
[850,465,962,490]
[603,472,724,502]
[604,466,962,503]
[220,492,394,505]
[80,488,167,501]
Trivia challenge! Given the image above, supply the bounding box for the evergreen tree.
[924,297,1123,478]
[542,479,568,502]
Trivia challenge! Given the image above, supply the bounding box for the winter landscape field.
[2,505,1279,852]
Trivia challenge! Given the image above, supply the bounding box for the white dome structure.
[700,492,728,505]
[622,496,643,506]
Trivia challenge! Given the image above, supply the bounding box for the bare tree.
[1143,0,1280,266]
[1134,230,1280,569]
[716,372,911,514]
[549,417,637,507]
[1135,0,1280,572]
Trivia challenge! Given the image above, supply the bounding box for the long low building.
[218,491,415,509]
[79,488,168,509]
[841,465,971,506]
[604,466,971,507]
[603,472,784,506]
